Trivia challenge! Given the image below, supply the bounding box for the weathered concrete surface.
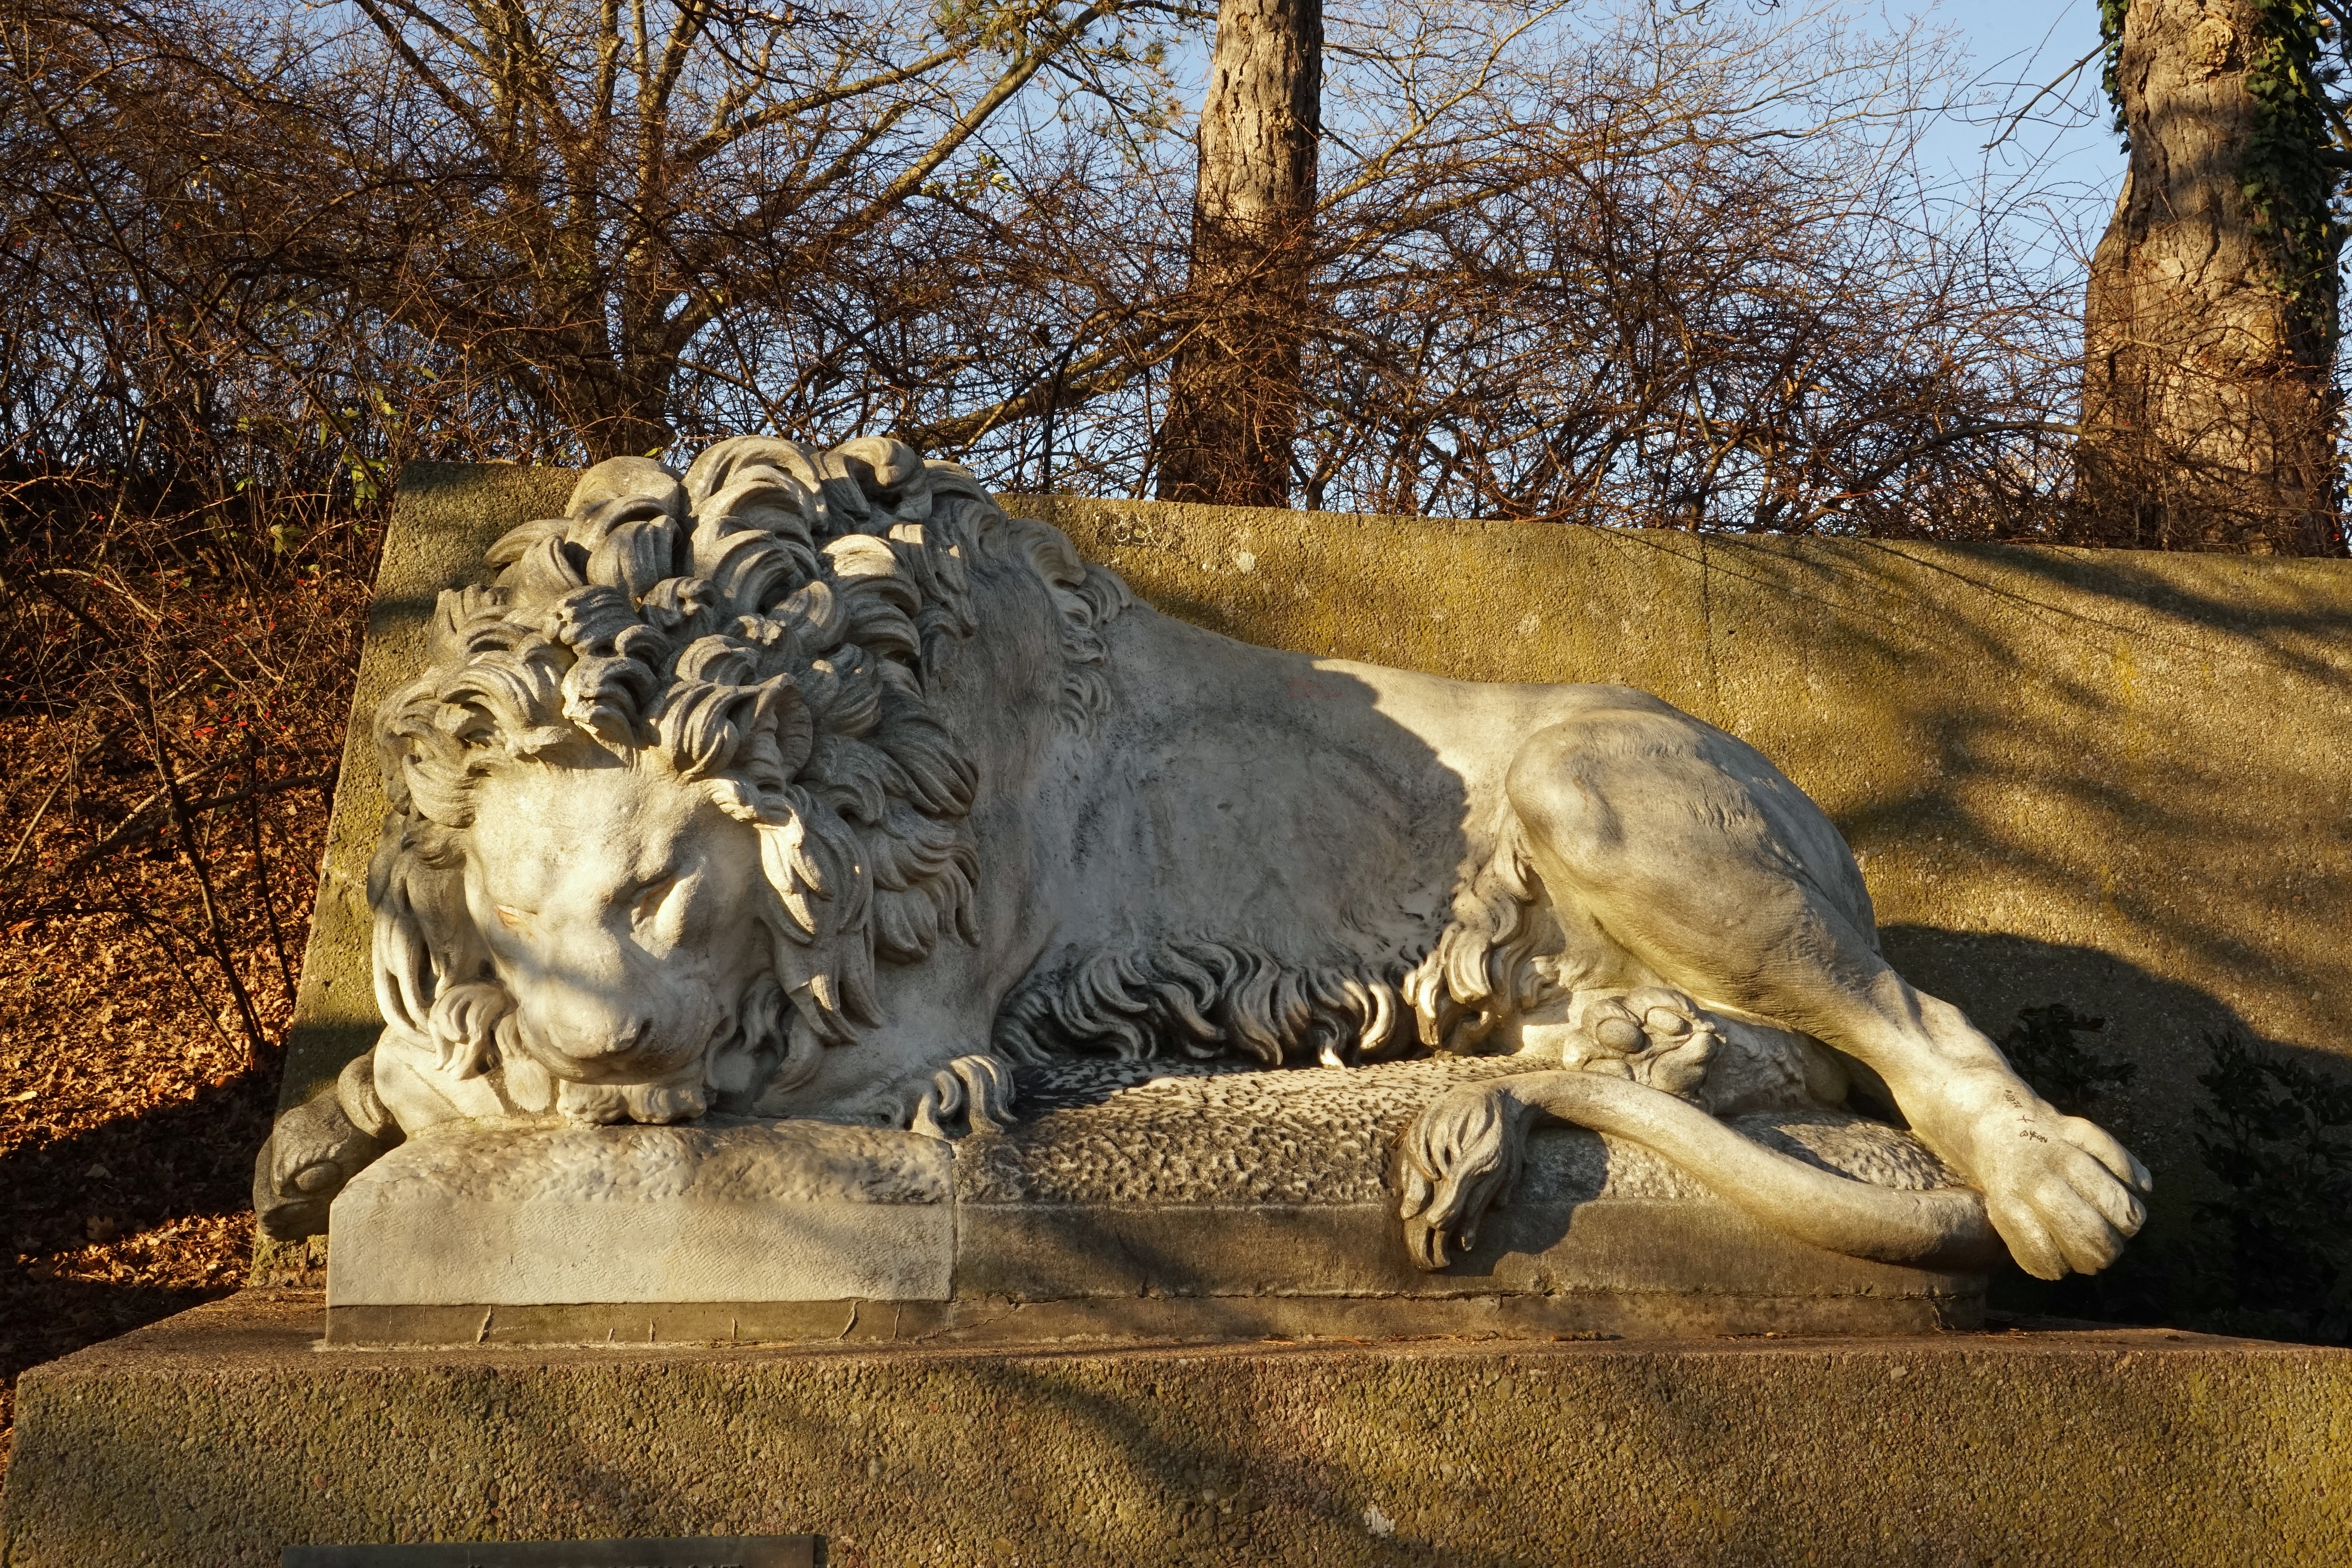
[5,1292,2348,1567]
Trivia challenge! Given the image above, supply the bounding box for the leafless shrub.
[924,1,2092,532]
[7,0,2100,534]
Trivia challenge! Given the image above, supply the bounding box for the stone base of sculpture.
[6,1292,2347,1568]
[323,1056,1982,1345]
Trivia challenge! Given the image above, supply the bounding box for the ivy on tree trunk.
[2082,0,2346,554]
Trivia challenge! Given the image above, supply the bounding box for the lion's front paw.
[1396,1082,1531,1270]
[252,1082,396,1241]
[427,982,512,1080]
[1934,1078,2151,1280]
[906,1053,1016,1140]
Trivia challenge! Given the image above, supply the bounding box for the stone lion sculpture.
[257,436,2149,1283]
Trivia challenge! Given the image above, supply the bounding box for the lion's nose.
[544,1009,654,1061]
[592,1014,654,1056]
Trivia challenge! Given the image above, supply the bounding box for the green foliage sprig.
[2242,1,2345,336]
[2190,1030,2352,1341]
[2100,0,2132,138]
[1998,1021,2352,1346]
[2000,1003,2136,1119]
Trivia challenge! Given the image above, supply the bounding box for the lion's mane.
[987,816,1572,1071]
[368,437,1122,1089]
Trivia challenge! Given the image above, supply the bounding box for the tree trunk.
[1154,0,1321,507]
[2080,0,2342,554]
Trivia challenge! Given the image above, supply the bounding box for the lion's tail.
[1403,1070,2004,1273]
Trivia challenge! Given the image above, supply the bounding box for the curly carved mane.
[988,815,1575,1072]
[368,437,1124,1079]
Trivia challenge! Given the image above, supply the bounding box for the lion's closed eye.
[494,905,531,933]
[631,876,680,927]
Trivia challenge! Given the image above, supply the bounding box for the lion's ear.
[832,436,923,499]
[563,455,684,528]
[701,778,763,823]
[756,812,829,938]
[425,585,514,666]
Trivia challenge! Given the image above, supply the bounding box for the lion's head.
[367,437,1003,1126]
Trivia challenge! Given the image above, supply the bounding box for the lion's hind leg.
[1499,705,2149,1279]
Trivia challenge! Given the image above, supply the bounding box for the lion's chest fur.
[817,542,1620,1080]
[1054,614,1469,968]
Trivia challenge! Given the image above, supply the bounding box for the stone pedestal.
[325,1058,1983,1345]
[5,1291,2348,1567]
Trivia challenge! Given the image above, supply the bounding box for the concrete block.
[5,1292,2348,1567]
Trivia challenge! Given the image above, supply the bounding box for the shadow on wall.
[1877,925,2245,1163]
[1887,925,2352,1344]
[1669,537,2352,1187]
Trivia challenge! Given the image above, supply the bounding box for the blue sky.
[1908,0,2118,196]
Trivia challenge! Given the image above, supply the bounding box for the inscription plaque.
[281,1537,817,1568]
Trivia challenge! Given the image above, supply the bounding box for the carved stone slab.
[325,1056,1979,1343]
[329,1121,951,1306]
[962,1055,1956,1205]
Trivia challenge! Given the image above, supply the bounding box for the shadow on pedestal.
[3,1292,2348,1567]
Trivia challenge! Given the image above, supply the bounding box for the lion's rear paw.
[1561,988,1719,1099]
[1396,1083,1530,1270]
[907,1053,1016,1140]
[1935,1077,2151,1280]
